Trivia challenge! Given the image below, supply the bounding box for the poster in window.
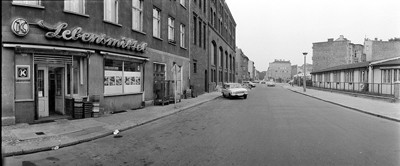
[125,77,131,85]
[124,71,141,93]
[116,76,122,85]
[104,70,123,94]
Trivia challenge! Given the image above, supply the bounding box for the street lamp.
[302,52,308,92]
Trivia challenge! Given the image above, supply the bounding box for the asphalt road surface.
[5,85,400,166]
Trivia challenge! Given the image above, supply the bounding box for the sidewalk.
[2,92,222,157]
[280,83,400,122]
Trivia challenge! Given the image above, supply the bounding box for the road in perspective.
[5,85,400,166]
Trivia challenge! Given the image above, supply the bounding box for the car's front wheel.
[222,93,226,98]
[243,95,247,99]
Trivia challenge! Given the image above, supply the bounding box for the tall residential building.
[190,0,210,95]
[208,0,237,91]
[267,59,291,82]
[312,35,364,71]
[235,47,249,83]
[2,0,191,125]
[364,38,400,62]
[248,60,255,81]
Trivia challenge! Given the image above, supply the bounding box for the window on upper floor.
[13,0,41,6]
[198,20,202,47]
[193,61,197,73]
[180,0,186,7]
[180,24,186,48]
[104,0,119,23]
[199,0,202,9]
[203,23,206,50]
[132,0,143,31]
[168,17,175,42]
[65,0,85,14]
[153,7,161,38]
[193,15,197,45]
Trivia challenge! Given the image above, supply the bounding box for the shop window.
[104,59,142,95]
[64,0,85,14]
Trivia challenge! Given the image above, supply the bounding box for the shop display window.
[104,59,142,95]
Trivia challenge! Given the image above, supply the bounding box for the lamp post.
[302,52,308,92]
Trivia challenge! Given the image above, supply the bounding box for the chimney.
[328,38,334,42]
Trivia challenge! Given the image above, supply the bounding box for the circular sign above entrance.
[11,18,30,36]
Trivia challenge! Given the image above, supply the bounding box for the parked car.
[243,81,256,88]
[222,83,248,99]
[260,81,266,84]
[266,81,276,87]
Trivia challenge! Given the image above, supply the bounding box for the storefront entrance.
[37,65,65,118]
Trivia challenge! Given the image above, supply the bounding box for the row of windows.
[315,69,400,83]
[193,14,207,50]
[210,42,235,71]
[13,0,187,48]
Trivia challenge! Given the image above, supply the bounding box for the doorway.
[37,65,65,118]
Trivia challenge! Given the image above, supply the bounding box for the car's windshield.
[225,84,242,89]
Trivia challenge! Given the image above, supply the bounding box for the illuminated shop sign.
[10,18,147,52]
[11,18,30,37]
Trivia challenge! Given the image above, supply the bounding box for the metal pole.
[303,52,307,92]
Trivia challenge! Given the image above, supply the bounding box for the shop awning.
[3,43,95,53]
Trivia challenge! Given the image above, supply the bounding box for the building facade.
[208,0,236,90]
[267,59,291,82]
[248,60,254,81]
[311,57,400,98]
[2,0,191,125]
[364,38,400,62]
[190,0,209,95]
[312,35,357,72]
[236,47,249,83]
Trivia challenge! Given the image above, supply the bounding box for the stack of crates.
[83,101,93,118]
[73,98,84,119]
[91,95,100,117]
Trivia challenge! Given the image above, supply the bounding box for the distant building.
[236,47,249,83]
[291,65,300,79]
[259,71,267,80]
[312,35,365,72]
[248,60,255,81]
[267,59,291,82]
[364,38,400,62]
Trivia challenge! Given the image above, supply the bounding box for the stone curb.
[287,89,400,123]
[3,95,221,157]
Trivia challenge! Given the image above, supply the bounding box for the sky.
[226,0,400,72]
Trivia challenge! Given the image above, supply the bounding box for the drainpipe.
[188,0,191,89]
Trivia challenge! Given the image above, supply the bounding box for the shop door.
[37,66,49,117]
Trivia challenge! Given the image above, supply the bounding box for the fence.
[312,81,397,97]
